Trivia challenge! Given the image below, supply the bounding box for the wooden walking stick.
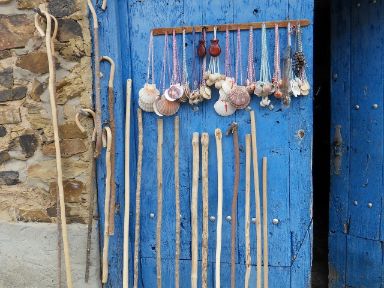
[87,0,102,157]
[174,116,181,288]
[75,108,96,282]
[226,123,240,288]
[123,79,132,288]
[102,127,112,283]
[191,132,200,288]
[100,56,116,235]
[156,119,164,288]
[262,157,269,288]
[133,108,143,288]
[215,128,223,288]
[244,134,252,288]
[201,132,209,288]
[35,7,73,288]
[250,111,262,288]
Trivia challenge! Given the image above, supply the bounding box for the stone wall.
[0,0,93,224]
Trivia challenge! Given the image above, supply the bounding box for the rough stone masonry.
[0,0,94,224]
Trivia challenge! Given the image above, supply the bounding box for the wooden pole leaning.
[75,108,96,282]
[226,123,240,288]
[201,133,209,288]
[215,128,223,288]
[100,56,117,235]
[133,108,143,288]
[174,116,181,288]
[263,157,269,288]
[35,6,73,288]
[123,79,132,288]
[191,132,200,288]
[102,127,113,283]
[156,119,164,288]
[244,134,252,288]
[250,111,262,288]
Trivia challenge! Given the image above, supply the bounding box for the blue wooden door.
[94,1,314,287]
[329,1,384,287]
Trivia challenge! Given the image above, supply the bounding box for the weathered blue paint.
[92,0,314,287]
[330,0,384,287]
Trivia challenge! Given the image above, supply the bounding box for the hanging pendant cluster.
[139,23,311,117]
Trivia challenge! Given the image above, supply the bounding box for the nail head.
[368,203,373,208]
[209,216,216,222]
[226,215,232,222]
[272,218,279,225]
[251,217,257,224]
[353,200,358,206]
[149,213,155,219]
[372,104,379,109]
[355,105,360,110]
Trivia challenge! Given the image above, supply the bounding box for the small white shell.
[300,79,310,91]
[206,79,214,87]
[260,96,271,108]
[254,81,264,96]
[200,85,211,100]
[222,78,234,94]
[301,88,310,96]
[215,80,223,89]
[214,99,236,116]
[290,79,301,97]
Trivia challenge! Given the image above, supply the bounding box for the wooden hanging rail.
[152,19,310,36]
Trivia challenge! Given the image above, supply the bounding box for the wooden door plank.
[348,0,383,241]
[287,1,314,283]
[94,0,130,286]
[346,235,382,287]
[328,232,347,288]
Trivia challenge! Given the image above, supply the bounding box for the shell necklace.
[188,29,203,105]
[206,27,225,88]
[255,23,273,108]
[179,29,191,102]
[227,28,251,110]
[293,24,310,96]
[153,32,180,116]
[246,27,256,94]
[214,27,236,116]
[164,29,184,102]
[281,23,293,106]
[198,28,212,101]
[138,31,160,112]
[273,24,283,99]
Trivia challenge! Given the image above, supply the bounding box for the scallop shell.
[290,79,301,97]
[164,84,184,101]
[219,88,228,100]
[254,81,264,96]
[203,72,210,80]
[153,95,180,116]
[301,88,310,96]
[263,82,273,95]
[228,85,251,109]
[221,77,233,94]
[214,99,236,116]
[138,83,160,112]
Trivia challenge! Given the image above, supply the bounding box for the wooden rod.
[250,111,262,288]
[191,132,200,288]
[123,79,132,288]
[156,119,164,288]
[201,133,209,288]
[133,108,143,288]
[174,116,181,288]
[244,134,252,288]
[262,157,269,288]
[152,19,310,36]
[215,128,223,288]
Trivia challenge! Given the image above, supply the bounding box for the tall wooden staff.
[100,56,116,235]
[227,123,240,288]
[123,79,132,288]
[244,134,252,287]
[263,157,269,288]
[215,128,223,288]
[191,132,200,288]
[174,116,181,288]
[250,111,262,288]
[201,133,209,288]
[35,7,73,288]
[102,127,112,283]
[133,108,143,288]
[156,119,164,288]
